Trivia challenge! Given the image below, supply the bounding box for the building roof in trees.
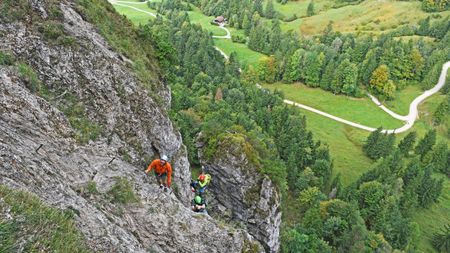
[214,16,226,23]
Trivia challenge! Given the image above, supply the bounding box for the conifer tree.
[242,12,251,35]
[253,0,264,16]
[307,1,315,17]
[265,0,276,19]
[430,142,449,175]
[320,60,336,91]
[433,224,450,253]
[415,129,437,160]
[417,167,443,207]
[363,127,383,159]
[398,131,417,156]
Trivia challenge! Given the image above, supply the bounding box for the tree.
[415,129,437,160]
[363,128,394,160]
[257,56,277,83]
[265,0,276,19]
[360,49,379,85]
[282,229,332,253]
[363,128,383,159]
[433,224,450,253]
[417,16,430,36]
[370,65,395,99]
[311,159,332,189]
[357,181,385,227]
[242,12,251,35]
[303,51,324,87]
[320,60,336,91]
[307,1,315,17]
[284,49,305,82]
[248,23,265,52]
[409,48,424,81]
[398,131,417,156]
[298,187,326,210]
[253,0,264,16]
[323,216,348,247]
[341,60,359,96]
[417,167,443,207]
[433,95,449,125]
[430,142,449,175]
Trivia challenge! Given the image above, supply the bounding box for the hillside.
[2,0,449,252]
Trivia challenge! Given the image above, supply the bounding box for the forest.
[135,2,450,250]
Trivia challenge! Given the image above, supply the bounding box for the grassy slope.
[113,4,156,25]
[262,83,403,129]
[301,109,374,185]
[279,0,450,35]
[188,6,228,36]
[0,186,90,252]
[273,0,330,18]
[213,39,266,67]
[385,85,423,115]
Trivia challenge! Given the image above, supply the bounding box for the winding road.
[111,0,450,134]
[212,24,231,39]
[284,62,449,133]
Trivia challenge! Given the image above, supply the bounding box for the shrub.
[0,50,15,65]
[231,34,247,44]
[87,181,99,195]
[283,14,298,22]
[39,21,65,41]
[18,63,41,93]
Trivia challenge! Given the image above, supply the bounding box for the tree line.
[188,0,450,100]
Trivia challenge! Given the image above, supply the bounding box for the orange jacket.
[146,159,172,186]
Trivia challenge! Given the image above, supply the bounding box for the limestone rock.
[0,1,263,252]
[200,145,282,252]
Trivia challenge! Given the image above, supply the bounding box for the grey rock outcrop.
[1,0,191,205]
[200,141,282,252]
[0,0,263,252]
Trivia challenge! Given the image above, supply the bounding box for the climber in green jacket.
[191,195,207,214]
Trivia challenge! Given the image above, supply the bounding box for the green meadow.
[262,83,404,129]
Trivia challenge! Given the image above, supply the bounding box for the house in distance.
[213,16,227,25]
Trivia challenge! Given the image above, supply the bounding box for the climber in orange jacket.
[145,155,172,192]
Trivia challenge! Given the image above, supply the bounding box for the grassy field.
[113,4,156,25]
[273,0,330,19]
[262,82,404,129]
[385,85,423,115]
[214,39,266,67]
[301,109,375,185]
[278,0,450,36]
[187,8,228,36]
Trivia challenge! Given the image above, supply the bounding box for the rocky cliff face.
[200,141,282,252]
[0,0,263,252]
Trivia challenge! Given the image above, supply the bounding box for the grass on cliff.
[12,59,102,144]
[108,177,139,204]
[75,0,162,92]
[0,185,91,253]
